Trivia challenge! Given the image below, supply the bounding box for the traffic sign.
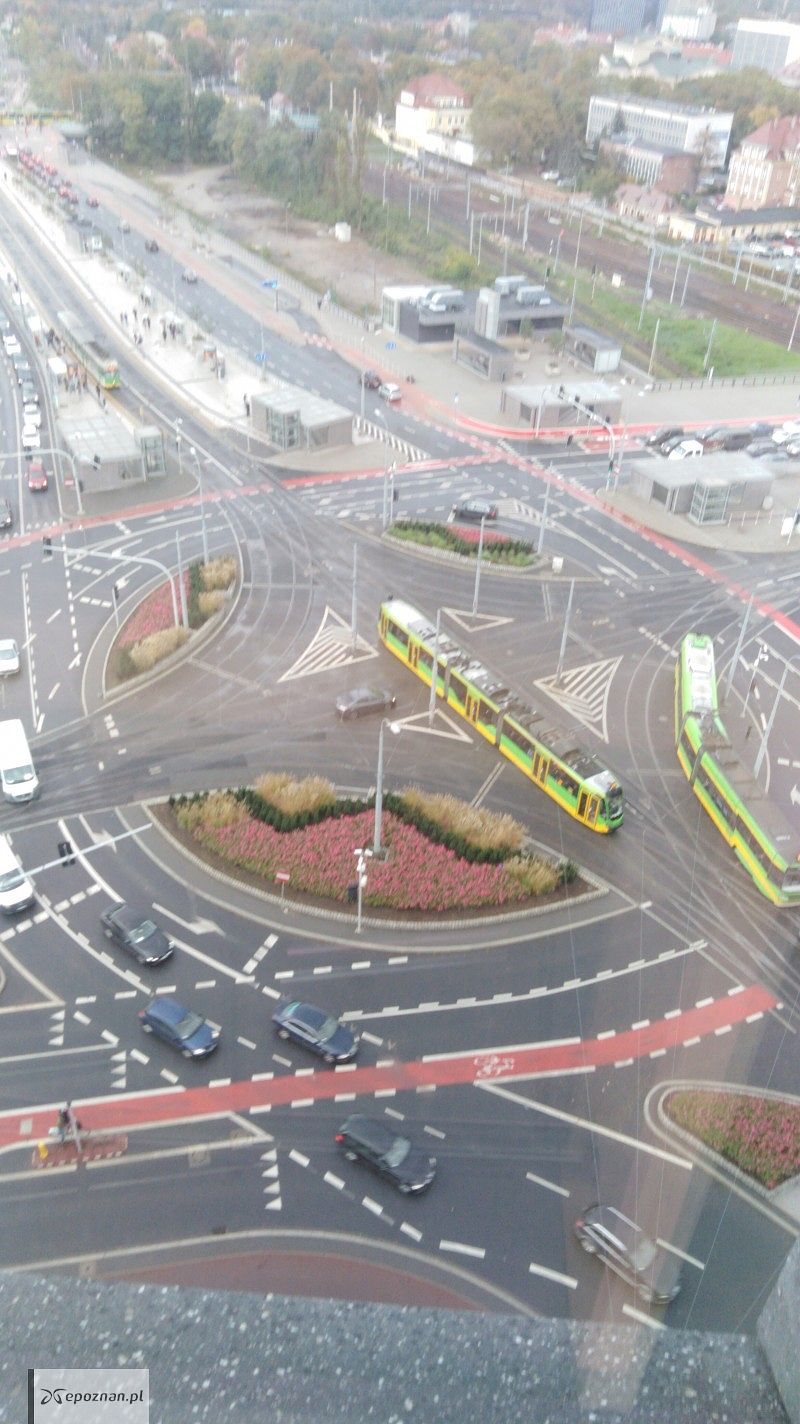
[261,278,279,289]
[255,351,267,363]
[275,871,290,883]
[385,341,396,350]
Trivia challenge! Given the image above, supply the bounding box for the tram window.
[551,764,579,797]
[504,722,532,754]
[418,649,433,674]
[450,673,467,704]
[388,620,409,649]
[477,699,495,726]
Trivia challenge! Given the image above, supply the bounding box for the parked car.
[86,196,99,208]
[0,498,12,530]
[21,424,40,451]
[697,426,730,451]
[139,996,219,1057]
[746,439,782,458]
[27,459,48,492]
[742,421,774,440]
[378,381,401,403]
[272,1000,359,1063]
[0,639,20,676]
[574,1204,681,1306]
[20,379,37,401]
[101,903,174,966]
[645,426,684,449]
[144,238,159,253]
[335,686,397,720]
[335,1114,436,1194]
[181,268,198,284]
[360,370,381,389]
[665,438,703,460]
[450,498,499,523]
[722,428,759,452]
[771,421,800,445]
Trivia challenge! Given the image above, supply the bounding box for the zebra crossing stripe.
[534,656,623,743]
[278,606,379,682]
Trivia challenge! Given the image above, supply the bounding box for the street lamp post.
[175,417,183,475]
[190,445,209,565]
[472,515,486,615]
[373,718,401,854]
[353,847,373,934]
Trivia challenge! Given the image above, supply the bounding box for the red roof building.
[725,115,800,211]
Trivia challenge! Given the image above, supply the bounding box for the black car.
[335,1115,436,1194]
[697,425,730,451]
[657,434,689,457]
[144,238,159,253]
[743,421,774,439]
[360,370,381,389]
[721,428,758,451]
[450,498,499,523]
[746,440,789,459]
[574,1204,681,1306]
[0,498,12,531]
[335,686,397,720]
[139,996,220,1058]
[645,425,683,449]
[272,1000,359,1063]
[101,903,174,965]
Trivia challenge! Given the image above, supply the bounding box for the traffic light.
[112,582,120,604]
[43,536,52,558]
[608,456,615,477]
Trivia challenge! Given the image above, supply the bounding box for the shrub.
[560,860,579,885]
[175,791,245,835]
[665,1090,800,1190]
[202,555,236,591]
[391,520,534,565]
[126,625,189,673]
[187,559,205,629]
[398,787,525,854]
[253,773,337,817]
[198,589,227,619]
[505,857,560,896]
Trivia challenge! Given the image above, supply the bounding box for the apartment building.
[731,18,800,74]
[724,116,800,211]
[660,2,717,41]
[586,94,733,167]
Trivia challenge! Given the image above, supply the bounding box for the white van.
[0,719,39,803]
[494,275,526,297]
[0,834,35,914]
[423,289,465,312]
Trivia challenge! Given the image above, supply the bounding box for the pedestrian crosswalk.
[353,416,428,463]
[534,656,622,743]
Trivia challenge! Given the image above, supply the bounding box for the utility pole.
[724,597,753,700]
[638,245,656,330]
[472,517,486,615]
[648,317,660,376]
[556,579,575,681]
[426,187,432,236]
[428,608,441,726]
[536,477,551,557]
[669,255,680,305]
[789,302,800,352]
[573,209,584,271]
[351,543,358,653]
[703,318,717,371]
[522,202,529,251]
[680,266,691,308]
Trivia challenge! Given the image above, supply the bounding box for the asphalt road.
[0,159,798,1337]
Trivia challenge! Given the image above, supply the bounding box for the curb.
[145,801,609,941]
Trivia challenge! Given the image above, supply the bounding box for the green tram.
[56,310,121,390]
[379,597,624,833]
[675,633,800,906]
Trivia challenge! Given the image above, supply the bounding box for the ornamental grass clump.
[505,856,560,897]
[398,787,525,855]
[197,589,227,619]
[201,555,236,591]
[127,625,189,672]
[253,773,337,818]
[175,791,246,836]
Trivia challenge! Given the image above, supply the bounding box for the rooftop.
[399,72,468,106]
[590,92,732,120]
[740,115,800,157]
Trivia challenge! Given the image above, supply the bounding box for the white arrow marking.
[791,785,800,808]
[152,905,222,936]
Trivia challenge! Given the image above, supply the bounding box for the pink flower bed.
[450,524,517,546]
[665,1090,800,1190]
[119,573,189,648]
[193,808,527,912]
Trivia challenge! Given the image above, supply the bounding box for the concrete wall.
[759,1238,800,1422]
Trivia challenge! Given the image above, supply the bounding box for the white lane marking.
[289,1149,310,1167]
[622,1304,665,1330]
[400,1222,422,1242]
[363,1197,384,1217]
[526,1171,570,1198]
[324,1172,345,1190]
[48,682,61,701]
[479,1082,692,1170]
[655,1238,705,1271]
[237,1037,257,1050]
[439,1239,485,1260]
[528,1261,577,1289]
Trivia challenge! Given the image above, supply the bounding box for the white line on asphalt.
[400,1223,422,1242]
[656,1237,705,1271]
[237,1037,257,1050]
[526,1171,570,1198]
[528,1261,578,1289]
[289,1149,310,1167]
[439,1239,485,1260]
[363,1197,384,1217]
[479,1082,692,1170]
[360,1031,384,1046]
[622,1304,665,1330]
[424,1125,446,1139]
[324,1172,345,1190]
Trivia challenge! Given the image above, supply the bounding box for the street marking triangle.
[443,607,514,633]
[265,1196,282,1210]
[278,606,378,682]
[395,709,473,742]
[534,656,623,744]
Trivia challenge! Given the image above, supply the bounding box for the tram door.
[465,693,480,725]
[577,790,600,826]
[409,642,419,671]
[533,752,548,787]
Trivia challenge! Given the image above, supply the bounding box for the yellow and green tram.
[379,597,624,833]
[56,310,121,390]
[675,633,800,906]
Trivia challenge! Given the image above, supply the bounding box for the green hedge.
[391,520,534,564]
[170,788,576,884]
[187,559,204,630]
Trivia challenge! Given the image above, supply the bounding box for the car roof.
[341,1114,396,1149]
[111,903,149,930]
[147,996,186,1024]
[584,1204,641,1249]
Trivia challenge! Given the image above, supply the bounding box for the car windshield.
[5,765,33,785]
[129,919,157,944]
[175,1011,205,1041]
[0,648,16,663]
[630,1236,657,1272]
[318,1015,340,1041]
[383,1135,412,1168]
[0,869,25,891]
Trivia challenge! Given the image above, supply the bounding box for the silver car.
[0,640,20,676]
[575,1204,681,1305]
[335,686,397,720]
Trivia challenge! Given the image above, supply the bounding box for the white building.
[731,18,800,75]
[660,2,717,42]
[395,73,472,163]
[586,94,733,168]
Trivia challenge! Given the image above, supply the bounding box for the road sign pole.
[754,660,794,778]
[428,607,441,727]
[556,578,575,681]
[724,597,753,701]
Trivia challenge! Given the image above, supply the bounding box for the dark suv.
[360,370,381,389]
[335,1114,436,1193]
[574,1204,681,1305]
[101,903,174,965]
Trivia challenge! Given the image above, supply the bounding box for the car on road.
[0,498,12,530]
[450,498,499,523]
[23,403,41,428]
[21,423,40,451]
[664,438,703,460]
[574,1204,681,1306]
[645,426,684,450]
[181,267,198,284]
[101,903,174,965]
[75,214,93,227]
[272,1000,359,1063]
[19,372,35,395]
[378,381,401,403]
[335,686,397,720]
[0,833,34,914]
[26,459,48,492]
[3,333,20,356]
[139,996,219,1057]
[86,196,99,208]
[144,238,159,253]
[335,1114,436,1194]
[360,370,381,389]
[0,639,20,676]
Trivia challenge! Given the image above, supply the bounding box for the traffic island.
[662,1085,800,1196]
[105,554,237,691]
[160,775,590,925]
[384,519,538,572]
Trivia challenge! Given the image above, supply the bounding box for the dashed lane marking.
[528,1261,578,1289]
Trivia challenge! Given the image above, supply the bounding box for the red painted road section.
[0,984,775,1148]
